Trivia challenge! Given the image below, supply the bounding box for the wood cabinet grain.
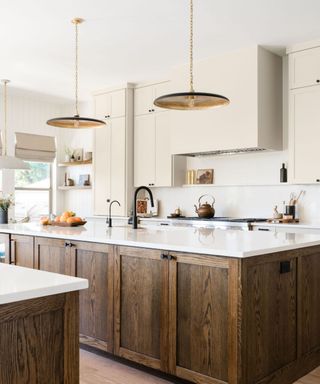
[114,246,168,371]
[35,237,74,275]
[74,241,114,353]
[245,258,297,383]
[0,292,79,384]
[9,234,34,268]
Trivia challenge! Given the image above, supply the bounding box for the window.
[15,162,52,220]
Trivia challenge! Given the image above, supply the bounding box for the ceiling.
[1,0,320,101]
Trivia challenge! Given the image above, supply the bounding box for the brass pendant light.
[0,80,30,170]
[47,18,106,129]
[154,0,230,110]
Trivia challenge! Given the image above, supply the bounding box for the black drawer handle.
[258,228,270,231]
[65,242,75,248]
[167,254,176,261]
[280,261,291,274]
[317,80,320,83]
[160,254,168,260]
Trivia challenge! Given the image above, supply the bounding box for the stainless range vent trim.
[179,147,268,157]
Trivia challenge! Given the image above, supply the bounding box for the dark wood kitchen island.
[0,223,320,384]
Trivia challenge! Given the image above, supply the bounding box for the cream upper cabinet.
[134,112,173,188]
[94,89,126,120]
[134,114,156,186]
[289,47,320,89]
[93,86,133,216]
[134,81,169,116]
[289,86,320,183]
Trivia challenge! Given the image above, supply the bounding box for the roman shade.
[15,132,56,163]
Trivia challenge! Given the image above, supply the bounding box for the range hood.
[170,46,283,156]
[180,147,267,157]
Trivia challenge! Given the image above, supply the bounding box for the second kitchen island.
[0,222,319,384]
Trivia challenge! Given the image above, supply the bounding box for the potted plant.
[0,193,14,224]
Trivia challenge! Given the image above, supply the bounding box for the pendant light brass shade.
[47,115,106,129]
[47,18,106,129]
[154,92,229,110]
[154,0,230,111]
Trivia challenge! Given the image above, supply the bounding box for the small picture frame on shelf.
[196,169,214,184]
[79,174,90,186]
[74,148,83,162]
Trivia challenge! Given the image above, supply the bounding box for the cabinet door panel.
[174,259,229,382]
[111,89,126,118]
[0,234,9,264]
[155,112,172,187]
[134,86,153,116]
[110,118,126,216]
[93,125,111,215]
[290,47,320,89]
[291,87,320,182]
[299,252,320,355]
[134,114,155,186]
[246,259,297,383]
[75,242,114,352]
[10,235,34,268]
[95,93,112,119]
[114,247,167,371]
[35,238,73,275]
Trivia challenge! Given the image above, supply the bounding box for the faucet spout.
[107,199,121,227]
[133,186,154,229]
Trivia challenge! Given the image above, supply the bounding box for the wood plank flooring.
[80,349,320,384]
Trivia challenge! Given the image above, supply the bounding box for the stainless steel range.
[167,217,268,231]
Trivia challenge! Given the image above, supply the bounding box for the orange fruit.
[67,216,82,224]
[55,216,61,223]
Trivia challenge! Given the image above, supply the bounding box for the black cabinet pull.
[160,254,168,260]
[317,80,320,83]
[280,260,291,274]
[148,109,151,113]
[65,242,75,248]
[317,179,320,182]
[167,254,176,261]
[258,228,270,231]
[151,109,155,112]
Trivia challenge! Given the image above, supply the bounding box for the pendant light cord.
[74,20,79,117]
[189,0,194,93]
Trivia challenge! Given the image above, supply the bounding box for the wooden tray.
[44,221,87,227]
[267,218,299,224]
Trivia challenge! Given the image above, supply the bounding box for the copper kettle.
[194,194,215,218]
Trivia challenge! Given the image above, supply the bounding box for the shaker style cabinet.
[134,81,170,115]
[35,237,75,275]
[8,234,34,268]
[289,87,320,183]
[134,112,172,187]
[134,81,185,188]
[94,88,126,119]
[114,246,235,384]
[288,44,320,183]
[93,85,133,216]
[289,46,320,89]
[73,241,114,353]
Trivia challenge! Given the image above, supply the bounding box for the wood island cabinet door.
[9,235,34,268]
[168,253,231,384]
[35,238,74,276]
[114,246,169,371]
[244,258,297,384]
[73,241,114,353]
[299,252,320,355]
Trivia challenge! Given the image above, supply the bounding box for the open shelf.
[58,160,92,167]
[58,185,92,191]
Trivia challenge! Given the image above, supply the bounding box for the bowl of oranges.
[40,211,87,227]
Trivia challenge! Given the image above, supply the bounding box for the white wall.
[0,86,69,219]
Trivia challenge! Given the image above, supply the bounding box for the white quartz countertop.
[0,263,88,305]
[1,222,320,258]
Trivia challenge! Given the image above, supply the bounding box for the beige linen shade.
[15,132,56,163]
